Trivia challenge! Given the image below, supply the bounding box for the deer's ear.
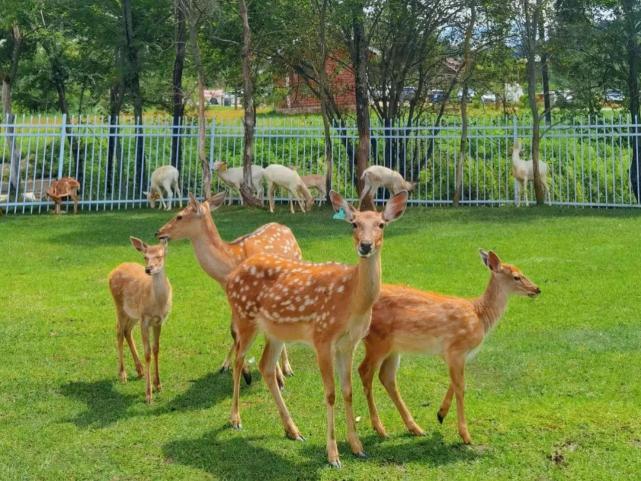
[329,190,356,222]
[480,249,501,271]
[130,236,147,253]
[382,191,408,223]
[206,191,226,211]
[160,238,168,252]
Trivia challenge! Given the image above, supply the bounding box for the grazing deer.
[144,165,182,211]
[155,192,299,382]
[108,237,173,404]
[300,174,327,205]
[263,164,315,214]
[225,190,408,467]
[46,177,80,214]
[358,250,540,444]
[213,161,265,205]
[359,166,415,207]
[512,142,550,206]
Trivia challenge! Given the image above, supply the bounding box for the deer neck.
[190,215,237,285]
[512,150,522,165]
[151,269,171,306]
[473,274,509,333]
[350,250,382,315]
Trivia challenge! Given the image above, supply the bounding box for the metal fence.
[1,113,640,214]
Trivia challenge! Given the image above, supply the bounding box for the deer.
[300,174,327,206]
[512,141,550,206]
[263,164,315,214]
[358,250,540,444]
[108,237,172,404]
[359,165,415,207]
[155,192,300,384]
[46,177,80,214]
[225,190,408,467]
[213,161,265,206]
[144,165,182,210]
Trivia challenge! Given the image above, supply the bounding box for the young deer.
[155,192,300,382]
[358,250,540,443]
[47,177,80,214]
[108,237,173,403]
[300,174,327,206]
[225,191,408,467]
[359,166,415,207]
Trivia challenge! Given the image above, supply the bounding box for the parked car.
[429,89,446,103]
[481,92,497,104]
[400,87,417,103]
[456,88,476,102]
[604,89,624,103]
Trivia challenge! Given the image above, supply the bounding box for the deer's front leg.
[335,339,365,458]
[316,343,340,467]
[140,321,153,404]
[152,324,162,392]
[448,358,471,444]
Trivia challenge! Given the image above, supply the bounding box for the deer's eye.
[176,215,183,220]
[513,275,521,281]
[379,223,385,229]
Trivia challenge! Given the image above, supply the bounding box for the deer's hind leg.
[358,346,387,437]
[115,309,131,383]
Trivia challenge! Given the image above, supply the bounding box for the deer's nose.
[145,267,152,275]
[535,287,541,294]
[358,242,372,255]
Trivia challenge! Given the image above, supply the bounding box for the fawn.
[358,250,540,444]
[108,237,172,403]
[155,192,299,382]
[225,190,408,467]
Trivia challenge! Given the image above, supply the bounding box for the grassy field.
[1,205,641,480]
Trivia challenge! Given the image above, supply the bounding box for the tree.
[237,0,261,206]
[171,0,187,172]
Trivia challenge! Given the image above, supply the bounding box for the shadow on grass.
[164,426,485,480]
[164,427,322,481]
[60,379,139,428]
[159,371,236,414]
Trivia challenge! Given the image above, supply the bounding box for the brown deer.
[108,237,172,403]
[225,190,408,467]
[155,192,300,383]
[358,250,540,444]
[300,174,327,206]
[46,177,80,214]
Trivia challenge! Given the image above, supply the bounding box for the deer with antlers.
[358,250,540,444]
[225,190,408,467]
[155,192,299,383]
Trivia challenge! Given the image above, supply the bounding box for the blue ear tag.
[332,208,346,220]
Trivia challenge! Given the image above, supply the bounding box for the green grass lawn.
[1,205,641,481]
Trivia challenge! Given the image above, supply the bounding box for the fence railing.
[1,114,640,214]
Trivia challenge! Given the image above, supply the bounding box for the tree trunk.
[623,0,641,201]
[171,0,187,173]
[351,2,373,210]
[107,85,124,193]
[316,0,333,201]
[453,5,476,207]
[188,8,212,199]
[524,0,545,205]
[238,0,262,207]
[122,0,147,195]
[4,23,23,193]
[539,19,552,126]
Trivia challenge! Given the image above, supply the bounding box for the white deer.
[263,164,315,214]
[512,142,550,206]
[212,161,265,205]
[359,165,415,207]
[145,165,182,211]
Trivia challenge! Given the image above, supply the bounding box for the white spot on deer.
[337,285,345,293]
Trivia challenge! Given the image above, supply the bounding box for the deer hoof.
[242,370,252,386]
[437,412,445,424]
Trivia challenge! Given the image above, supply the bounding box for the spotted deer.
[225,190,408,467]
[46,177,80,214]
[155,192,300,382]
[358,250,540,444]
[108,237,172,403]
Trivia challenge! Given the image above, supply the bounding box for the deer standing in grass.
[359,166,415,207]
[512,141,550,206]
[358,250,540,444]
[155,192,299,383]
[225,191,408,467]
[108,237,172,403]
[47,177,80,214]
